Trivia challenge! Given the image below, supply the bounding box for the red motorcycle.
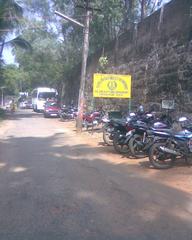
[82,111,105,129]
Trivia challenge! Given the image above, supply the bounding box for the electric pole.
[0,86,5,107]
[76,6,91,132]
[55,0,100,132]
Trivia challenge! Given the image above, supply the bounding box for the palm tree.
[0,0,31,60]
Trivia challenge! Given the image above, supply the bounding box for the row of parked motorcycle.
[102,110,192,170]
[59,105,104,129]
[60,105,192,170]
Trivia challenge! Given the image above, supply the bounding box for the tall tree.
[14,20,65,91]
[10,0,166,95]
[2,64,30,94]
[0,0,31,61]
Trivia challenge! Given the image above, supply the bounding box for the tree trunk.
[141,0,145,21]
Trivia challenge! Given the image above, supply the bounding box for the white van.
[31,87,58,112]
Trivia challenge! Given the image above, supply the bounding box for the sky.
[2,0,172,65]
[2,32,17,65]
[3,47,15,65]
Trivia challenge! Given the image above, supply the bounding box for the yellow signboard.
[93,73,131,98]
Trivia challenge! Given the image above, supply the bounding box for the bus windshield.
[38,92,56,100]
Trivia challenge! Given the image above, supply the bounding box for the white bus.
[31,87,58,112]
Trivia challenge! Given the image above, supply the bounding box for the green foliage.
[97,55,108,73]
[13,21,66,90]
[0,0,23,39]
[0,0,31,61]
[2,64,30,94]
[1,0,166,97]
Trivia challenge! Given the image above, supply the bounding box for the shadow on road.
[5,109,44,121]
[0,131,192,240]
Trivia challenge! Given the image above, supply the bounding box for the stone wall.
[63,0,192,113]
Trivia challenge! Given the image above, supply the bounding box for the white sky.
[2,32,17,65]
[3,47,15,64]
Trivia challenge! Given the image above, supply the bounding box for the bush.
[97,55,109,73]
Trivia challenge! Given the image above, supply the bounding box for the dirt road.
[0,109,192,240]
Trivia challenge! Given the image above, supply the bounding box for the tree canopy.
[1,0,166,95]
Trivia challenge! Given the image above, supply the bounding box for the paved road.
[0,110,192,240]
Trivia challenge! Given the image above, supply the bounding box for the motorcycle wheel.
[60,115,65,121]
[129,134,147,158]
[103,129,113,146]
[149,142,175,169]
[186,155,192,166]
[113,132,130,154]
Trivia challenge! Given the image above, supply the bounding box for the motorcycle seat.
[111,119,126,125]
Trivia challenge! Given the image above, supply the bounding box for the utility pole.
[76,6,91,132]
[55,1,97,132]
[0,86,5,107]
[1,88,3,107]
[55,1,100,132]
[55,10,87,133]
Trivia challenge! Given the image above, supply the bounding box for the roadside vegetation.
[0,0,166,97]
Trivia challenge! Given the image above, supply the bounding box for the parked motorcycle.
[102,112,136,147]
[102,117,113,145]
[128,119,171,158]
[59,106,78,121]
[112,112,170,155]
[112,119,135,153]
[149,129,192,169]
[126,111,174,158]
[82,110,105,130]
[148,117,192,169]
